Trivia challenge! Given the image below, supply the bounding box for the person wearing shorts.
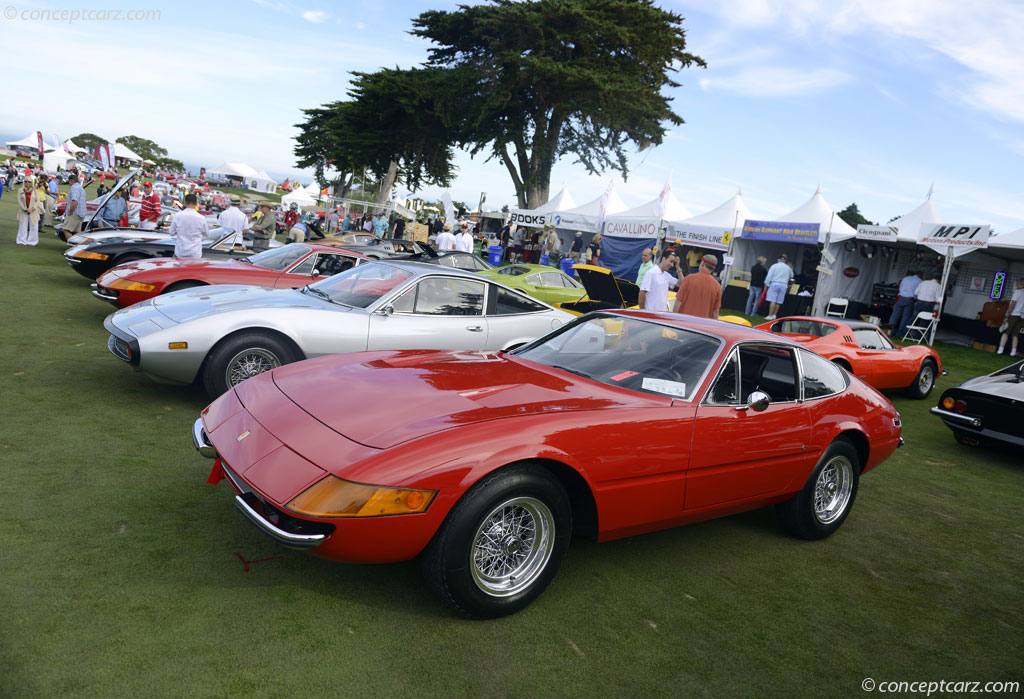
[998,279,1024,357]
[763,254,793,320]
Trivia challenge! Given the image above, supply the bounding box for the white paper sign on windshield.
[642,377,687,398]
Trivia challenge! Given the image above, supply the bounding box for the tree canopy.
[837,203,873,228]
[411,0,705,208]
[116,135,169,162]
[71,133,107,151]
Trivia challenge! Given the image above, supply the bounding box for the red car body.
[195,311,902,617]
[93,244,369,308]
[754,316,942,398]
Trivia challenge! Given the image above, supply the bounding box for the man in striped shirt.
[139,181,161,230]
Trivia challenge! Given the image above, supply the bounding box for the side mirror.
[310,269,321,278]
[375,304,394,317]
[747,390,770,412]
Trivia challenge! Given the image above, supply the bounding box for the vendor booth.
[4,132,43,157]
[508,185,576,228]
[599,191,692,281]
[551,185,628,234]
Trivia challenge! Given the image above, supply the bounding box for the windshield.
[515,314,722,400]
[308,261,413,308]
[244,245,310,271]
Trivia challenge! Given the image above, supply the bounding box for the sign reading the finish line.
[663,221,732,251]
[742,219,819,245]
[918,223,990,257]
[856,224,898,243]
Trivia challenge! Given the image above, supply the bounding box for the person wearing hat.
[373,211,389,238]
[62,173,88,241]
[139,181,161,230]
[569,231,584,261]
[673,253,722,319]
[250,201,277,250]
[746,255,768,315]
[455,221,473,253]
[763,253,795,320]
[436,222,457,251]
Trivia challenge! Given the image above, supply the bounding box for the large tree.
[837,203,873,229]
[116,135,169,162]
[71,132,108,151]
[412,0,705,208]
[294,67,459,205]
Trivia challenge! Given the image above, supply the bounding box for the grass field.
[0,192,1021,697]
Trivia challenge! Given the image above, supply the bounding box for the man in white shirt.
[169,193,209,259]
[435,223,457,251]
[638,249,682,312]
[998,279,1024,357]
[217,201,249,247]
[763,253,794,320]
[455,221,474,253]
[912,273,942,318]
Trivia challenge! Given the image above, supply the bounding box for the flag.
[927,182,934,200]
[656,172,672,219]
[63,141,71,155]
[441,190,455,224]
[597,182,614,231]
[36,131,44,159]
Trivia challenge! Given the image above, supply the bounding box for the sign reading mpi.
[742,220,820,245]
[918,224,990,257]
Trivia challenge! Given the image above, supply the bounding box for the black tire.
[776,439,860,540]
[420,465,572,619]
[201,332,296,397]
[906,358,937,399]
[162,281,206,295]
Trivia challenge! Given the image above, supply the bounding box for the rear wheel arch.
[163,280,207,294]
[830,357,852,371]
[834,429,869,470]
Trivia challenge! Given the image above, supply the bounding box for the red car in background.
[754,316,942,399]
[194,311,903,618]
[93,244,369,308]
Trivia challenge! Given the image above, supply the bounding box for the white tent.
[211,162,259,179]
[551,185,628,233]
[888,198,945,244]
[114,142,143,162]
[247,169,277,194]
[666,189,755,251]
[989,227,1024,257]
[508,185,576,227]
[63,139,87,154]
[42,148,75,173]
[281,187,317,210]
[5,133,40,151]
[602,191,692,239]
[773,185,857,243]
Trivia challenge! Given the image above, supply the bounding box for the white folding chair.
[902,312,936,343]
[825,297,849,318]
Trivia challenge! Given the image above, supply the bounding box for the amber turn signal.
[286,476,436,518]
[107,278,156,292]
[74,250,109,260]
[941,397,954,409]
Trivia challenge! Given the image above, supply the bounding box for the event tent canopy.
[888,197,945,244]
[5,133,40,150]
[774,185,856,242]
[248,169,277,194]
[211,162,259,179]
[509,185,576,227]
[281,187,317,210]
[677,189,755,231]
[987,227,1024,261]
[551,185,628,233]
[602,191,693,238]
[42,149,75,173]
[63,139,87,154]
[114,142,143,162]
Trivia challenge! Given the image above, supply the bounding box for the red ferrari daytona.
[194,311,903,618]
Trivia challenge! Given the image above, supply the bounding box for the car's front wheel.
[201,332,296,396]
[776,439,860,540]
[906,359,937,399]
[421,465,572,618]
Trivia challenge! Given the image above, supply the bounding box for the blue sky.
[2,0,1021,233]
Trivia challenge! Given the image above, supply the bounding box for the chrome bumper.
[90,283,118,302]
[65,256,82,265]
[929,407,981,429]
[192,418,216,458]
[234,495,326,549]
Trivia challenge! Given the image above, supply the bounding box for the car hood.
[575,265,638,306]
[270,349,649,449]
[957,362,1024,400]
[107,257,251,278]
[150,285,339,323]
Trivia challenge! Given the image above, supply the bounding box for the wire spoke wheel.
[470,496,555,597]
[813,456,853,524]
[225,347,281,387]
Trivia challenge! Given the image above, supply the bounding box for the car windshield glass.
[309,262,413,308]
[244,245,310,271]
[514,314,721,401]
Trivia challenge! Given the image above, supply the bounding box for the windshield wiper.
[237,256,254,263]
[550,364,590,379]
[301,285,334,302]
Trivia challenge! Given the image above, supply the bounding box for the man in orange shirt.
[673,253,721,319]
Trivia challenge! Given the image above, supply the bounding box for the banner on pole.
[741,219,819,245]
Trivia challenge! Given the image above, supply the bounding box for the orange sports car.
[754,316,942,399]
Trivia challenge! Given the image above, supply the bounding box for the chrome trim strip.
[929,407,981,428]
[233,495,326,549]
[91,287,119,302]
[192,418,216,458]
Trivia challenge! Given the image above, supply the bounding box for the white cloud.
[700,66,850,96]
[301,10,327,23]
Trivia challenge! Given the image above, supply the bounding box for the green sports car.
[477,263,587,306]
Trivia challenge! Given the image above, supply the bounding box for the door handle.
[466,325,484,332]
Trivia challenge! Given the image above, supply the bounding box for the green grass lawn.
[0,191,1021,697]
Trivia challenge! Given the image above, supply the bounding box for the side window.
[738,345,799,402]
[287,255,315,275]
[494,287,547,315]
[854,328,890,350]
[800,350,848,399]
[707,351,739,404]
[399,277,485,315]
[437,255,458,268]
[525,273,544,285]
[316,254,355,277]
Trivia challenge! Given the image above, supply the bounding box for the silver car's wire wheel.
[918,363,934,394]
[470,496,555,598]
[224,347,281,387]
[813,455,853,524]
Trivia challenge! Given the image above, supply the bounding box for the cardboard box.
[972,341,997,353]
